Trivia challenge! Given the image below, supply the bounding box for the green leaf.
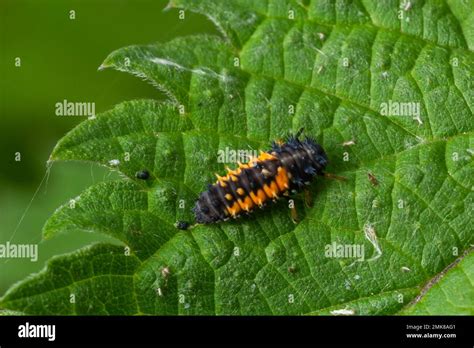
[1,0,473,315]
[400,248,474,315]
[0,309,25,316]
[1,244,141,315]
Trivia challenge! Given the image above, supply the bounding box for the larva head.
[301,137,328,171]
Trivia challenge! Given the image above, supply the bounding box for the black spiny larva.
[193,130,329,224]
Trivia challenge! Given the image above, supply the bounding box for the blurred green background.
[0,0,216,295]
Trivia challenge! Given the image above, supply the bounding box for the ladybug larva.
[193,130,329,224]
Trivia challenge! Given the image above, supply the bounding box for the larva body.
[193,135,328,224]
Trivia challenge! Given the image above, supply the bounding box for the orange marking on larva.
[237,196,254,211]
[225,193,233,201]
[215,173,229,187]
[257,189,267,203]
[263,181,279,199]
[248,157,258,166]
[258,151,276,161]
[250,189,267,206]
[275,167,290,191]
[249,191,260,205]
[236,188,245,196]
[237,161,249,169]
[225,167,240,177]
[227,201,241,217]
[230,175,238,182]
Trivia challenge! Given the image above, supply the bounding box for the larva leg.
[288,198,299,224]
[322,172,347,181]
[304,188,313,208]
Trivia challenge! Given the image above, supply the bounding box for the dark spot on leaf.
[368,172,379,186]
[175,220,190,230]
[136,170,150,180]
